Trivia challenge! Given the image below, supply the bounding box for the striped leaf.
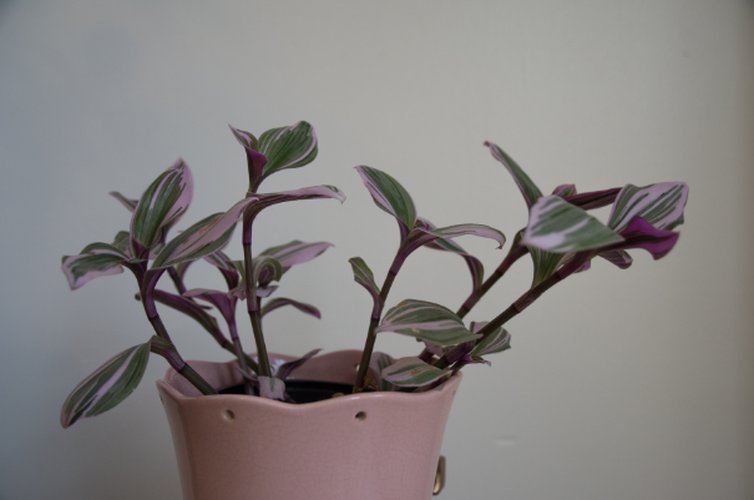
[378,299,480,348]
[349,257,381,307]
[598,249,633,269]
[523,195,624,253]
[243,185,346,219]
[485,141,543,208]
[260,240,333,273]
[470,326,511,359]
[183,288,236,323]
[257,121,318,179]
[152,197,256,269]
[60,342,150,428]
[355,166,417,231]
[251,255,283,288]
[62,242,128,290]
[204,250,240,289]
[369,352,396,391]
[130,159,193,250]
[608,182,689,232]
[381,357,449,388]
[261,297,321,319]
[275,349,322,380]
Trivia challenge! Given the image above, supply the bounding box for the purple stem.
[242,212,272,378]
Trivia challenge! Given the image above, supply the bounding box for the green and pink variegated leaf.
[151,197,259,269]
[523,195,624,253]
[485,141,543,208]
[598,249,633,269]
[261,297,321,319]
[552,184,577,197]
[414,223,506,250]
[355,166,417,231]
[260,240,333,273]
[60,341,150,428]
[251,255,283,289]
[381,357,449,388]
[257,121,317,179]
[470,324,511,359]
[130,159,193,251]
[203,250,240,289]
[378,299,480,348]
[109,191,138,212]
[152,290,225,345]
[368,352,396,391]
[349,257,381,308]
[608,182,689,232]
[244,185,346,220]
[62,242,128,290]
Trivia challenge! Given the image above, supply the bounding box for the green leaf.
[349,257,380,302]
[130,159,193,251]
[381,357,449,388]
[485,141,543,208]
[257,121,318,179]
[378,299,480,348]
[523,195,624,253]
[60,342,150,428]
[355,166,417,231]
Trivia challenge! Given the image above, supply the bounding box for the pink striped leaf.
[608,182,689,232]
[60,341,150,428]
[130,159,193,251]
[381,357,449,388]
[355,166,417,232]
[183,288,236,323]
[243,185,346,220]
[62,241,128,290]
[470,325,511,360]
[378,299,480,348]
[368,352,396,391]
[275,349,322,380]
[151,196,259,269]
[523,195,624,253]
[261,298,321,319]
[260,240,333,276]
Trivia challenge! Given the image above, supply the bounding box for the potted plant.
[60,121,688,500]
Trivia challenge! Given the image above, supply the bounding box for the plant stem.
[140,269,216,394]
[456,243,528,318]
[242,213,272,378]
[353,253,404,392]
[434,252,592,370]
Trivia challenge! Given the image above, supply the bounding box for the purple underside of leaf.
[552,184,577,197]
[608,182,689,232]
[183,288,236,321]
[611,216,680,259]
[564,188,621,210]
[598,249,633,269]
[275,349,322,380]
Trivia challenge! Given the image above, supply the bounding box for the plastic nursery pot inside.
[156,350,461,500]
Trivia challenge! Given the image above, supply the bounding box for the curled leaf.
[355,165,417,232]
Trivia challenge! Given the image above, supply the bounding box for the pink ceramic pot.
[157,350,461,500]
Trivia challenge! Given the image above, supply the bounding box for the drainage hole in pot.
[223,409,235,421]
[355,411,367,421]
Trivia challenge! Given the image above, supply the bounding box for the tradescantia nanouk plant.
[60,121,688,427]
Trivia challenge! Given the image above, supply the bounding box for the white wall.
[1,1,752,499]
